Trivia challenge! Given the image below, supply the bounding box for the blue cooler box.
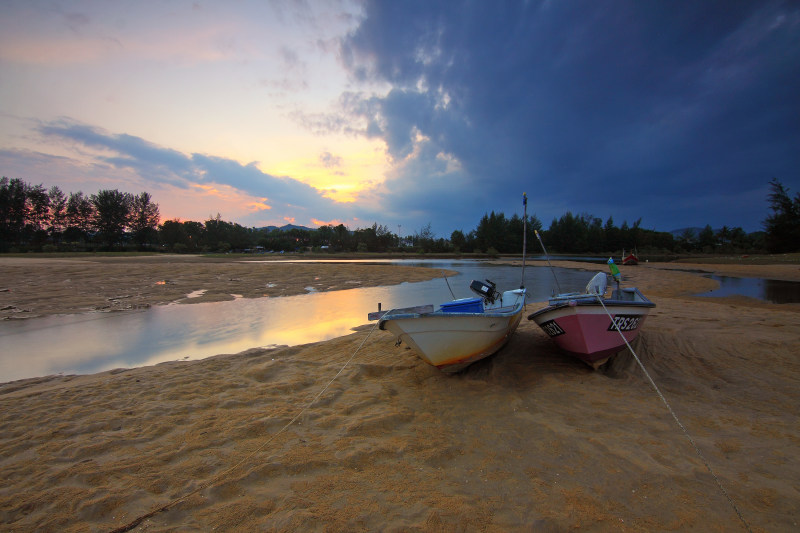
[440,297,484,313]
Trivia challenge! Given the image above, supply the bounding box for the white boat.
[370,280,526,372]
[527,271,655,368]
[370,193,530,373]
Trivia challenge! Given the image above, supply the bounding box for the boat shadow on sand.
[424,322,655,384]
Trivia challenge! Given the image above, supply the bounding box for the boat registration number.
[608,315,641,332]
[540,320,565,337]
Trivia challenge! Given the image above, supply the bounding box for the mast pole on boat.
[534,229,562,293]
[521,192,527,289]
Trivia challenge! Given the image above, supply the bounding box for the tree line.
[1,177,159,251]
[2,175,798,254]
[763,178,800,253]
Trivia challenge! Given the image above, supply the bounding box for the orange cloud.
[192,183,269,210]
[246,200,271,211]
[309,217,366,229]
[311,218,344,227]
[155,181,270,223]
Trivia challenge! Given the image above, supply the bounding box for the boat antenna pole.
[534,229,562,293]
[521,192,527,289]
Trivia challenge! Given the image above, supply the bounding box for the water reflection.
[0,261,597,382]
[696,275,800,304]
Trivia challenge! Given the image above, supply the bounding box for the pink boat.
[528,272,655,368]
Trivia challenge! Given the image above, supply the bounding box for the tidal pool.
[695,275,800,304]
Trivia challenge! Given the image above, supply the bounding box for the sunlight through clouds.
[264,139,389,203]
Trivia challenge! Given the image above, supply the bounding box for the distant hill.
[670,227,763,238]
[669,227,710,238]
[259,224,314,232]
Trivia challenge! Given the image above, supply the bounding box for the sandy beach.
[1,256,799,531]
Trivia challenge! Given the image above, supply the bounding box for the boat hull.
[529,293,653,368]
[380,304,524,373]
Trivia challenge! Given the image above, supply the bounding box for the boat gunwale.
[527,288,654,321]
[380,302,524,328]
[380,302,524,322]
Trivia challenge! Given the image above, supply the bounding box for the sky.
[1,0,798,237]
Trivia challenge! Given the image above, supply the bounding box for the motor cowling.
[470,279,498,304]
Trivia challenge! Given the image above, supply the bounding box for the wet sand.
[1,256,799,531]
[0,255,455,320]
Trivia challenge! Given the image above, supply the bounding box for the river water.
[4,260,796,383]
[1,260,594,382]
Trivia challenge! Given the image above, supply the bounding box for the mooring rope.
[109,313,391,533]
[595,295,752,532]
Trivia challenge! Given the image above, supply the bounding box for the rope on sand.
[595,296,752,533]
[109,314,390,533]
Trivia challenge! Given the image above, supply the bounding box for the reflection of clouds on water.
[0,311,148,379]
[0,261,591,382]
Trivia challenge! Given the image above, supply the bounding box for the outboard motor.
[470,279,498,304]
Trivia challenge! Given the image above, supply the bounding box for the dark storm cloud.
[339,0,800,233]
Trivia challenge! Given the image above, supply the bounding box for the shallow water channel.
[695,275,800,304]
[1,260,595,382]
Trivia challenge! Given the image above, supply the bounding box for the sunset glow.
[265,140,388,204]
